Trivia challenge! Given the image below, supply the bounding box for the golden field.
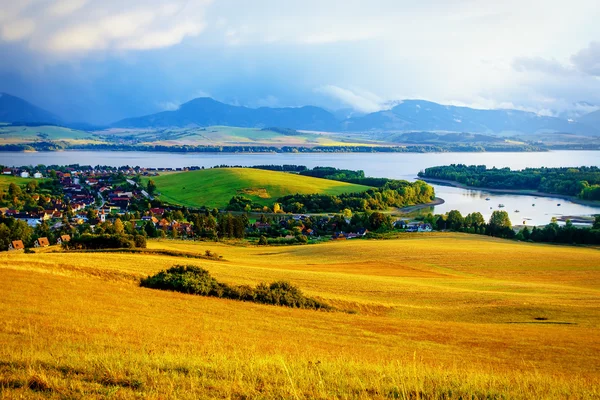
[0,233,599,399]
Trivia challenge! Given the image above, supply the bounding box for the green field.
[0,174,40,191]
[0,234,598,398]
[0,125,102,144]
[144,168,370,208]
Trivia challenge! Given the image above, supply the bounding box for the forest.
[418,165,600,200]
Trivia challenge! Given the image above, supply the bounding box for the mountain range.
[1,92,598,136]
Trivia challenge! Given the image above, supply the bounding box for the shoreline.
[420,177,600,208]
[396,197,445,213]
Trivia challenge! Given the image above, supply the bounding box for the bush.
[133,235,147,248]
[62,234,142,250]
[141,265,331,310]
[258,235,268,245]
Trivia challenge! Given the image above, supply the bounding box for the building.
[8,240,24,251]
[33,172,43,179]
[57,235,71,245]
[20,171,30,178]
[2,169,11,175]
[34,237,50,247]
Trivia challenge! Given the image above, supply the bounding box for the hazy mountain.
[0,93,61,124]
[578,109,600,129]
[343,100,598,135]
[113,97,340,131]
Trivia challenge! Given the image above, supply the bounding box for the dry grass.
[0,233,599,398]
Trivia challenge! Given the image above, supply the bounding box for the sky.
[0,0,599,124]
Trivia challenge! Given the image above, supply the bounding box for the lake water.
[1,150,599,225]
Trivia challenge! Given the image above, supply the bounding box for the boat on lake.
[498,204,505,208]
[515,210,520,213]
[485,198,491,201]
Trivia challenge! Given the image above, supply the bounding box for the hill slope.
[147,168,370,208]
[0,93,61,124]
[1,235,599,398]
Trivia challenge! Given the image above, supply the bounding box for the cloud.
[0,0,211,54]
[315,85,385,113]
[512,57,576,76]
[571,41,600,76]
[1,18,35,41]
[157,101,180,111]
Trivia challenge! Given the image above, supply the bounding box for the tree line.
[418,165,600,200]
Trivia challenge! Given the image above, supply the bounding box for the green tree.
[147,180,157,195]
[446,210,464,231]
[258,235,268,245]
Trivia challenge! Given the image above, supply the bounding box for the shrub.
[133,235,147,248]
[141,265,331,310]
[63,234,143,250]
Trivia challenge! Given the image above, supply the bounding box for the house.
[20,171,30,178]
[418,223,433,232]
[33,172,43,179]
[57,235,71,245]
[254,222,271,230]
[8,240,24,251]
[150,208,165,215]
[2,169,11,175]
[34,237,50,247]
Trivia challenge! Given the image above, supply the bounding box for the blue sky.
[1,0,599,123]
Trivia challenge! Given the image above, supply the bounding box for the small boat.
[490,207,493,209]
[514,210,520,213]
[485,198,491,201]
[498,204,505,208]
[532,204,535,207]
[557,204,561,207]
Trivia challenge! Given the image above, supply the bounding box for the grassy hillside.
[0,174,43,191]
[145,168,371,208]
[0,125,102,144]
[0,233,598,398]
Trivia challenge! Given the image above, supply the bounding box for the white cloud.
[0,0,212,53]
[315,85,386,113]
[1,18,35,41]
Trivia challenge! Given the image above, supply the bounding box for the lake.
[2,150,599,225]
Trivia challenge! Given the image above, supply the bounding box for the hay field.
[144,168,370,209]
[0,233,599,398]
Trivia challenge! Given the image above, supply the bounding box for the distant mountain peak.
[0,93,61,124]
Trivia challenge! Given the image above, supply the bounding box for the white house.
[33,172,43,179]
[20,171,30,178]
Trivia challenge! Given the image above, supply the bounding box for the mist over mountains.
[1,93,598,136]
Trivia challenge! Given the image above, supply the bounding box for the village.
[0,164,434,251]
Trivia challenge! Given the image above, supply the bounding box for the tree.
[147,180,157,195]
[0,223,10,251]
[446,210,464,231]
[342,208,353,219]
[273,203,283,213]
[114,218,125,235]
[144,221,158,238]
[488,211,512,238]
[258,235,268,245]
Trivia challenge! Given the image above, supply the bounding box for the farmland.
[144,168,371,209]
[0,233,599,398]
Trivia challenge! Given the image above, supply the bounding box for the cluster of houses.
[8,235,71,251]
[3,168,45,179]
